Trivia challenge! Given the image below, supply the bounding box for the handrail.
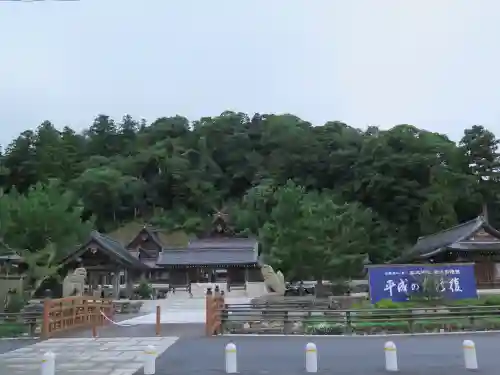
[223,303,500,312]
[42,297,114,339]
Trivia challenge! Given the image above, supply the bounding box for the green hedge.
[352,295,500,309]
[304,296,500,335]
[0,323,27,337]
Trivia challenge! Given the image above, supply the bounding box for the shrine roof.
[156,237,258,266]
[126,226,163,249]
[391,216,500,263]
[64,231,149,270]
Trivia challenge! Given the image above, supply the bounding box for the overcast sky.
[1,0,499,145]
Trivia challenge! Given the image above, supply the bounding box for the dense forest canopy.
[1,111,499,281]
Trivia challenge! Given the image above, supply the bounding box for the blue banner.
[367,263,477,304]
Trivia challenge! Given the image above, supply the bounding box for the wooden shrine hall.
[391,216,500,288]
[55,211,262,298]
[126,212,263,288]
[60,230,149,298]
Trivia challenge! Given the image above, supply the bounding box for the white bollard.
[225,342,237,374]
[41,351,55,375]
[384,341,398,372]
[463,339,478,370]
[143,345,157,375]
[305,342,318,373]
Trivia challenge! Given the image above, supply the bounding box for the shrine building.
[391,216,500,288]
[126,212,262,287]
[54,211,262,298]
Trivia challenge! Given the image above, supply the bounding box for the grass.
[303,316,500,335]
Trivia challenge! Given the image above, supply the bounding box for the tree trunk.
[482,202,489,222]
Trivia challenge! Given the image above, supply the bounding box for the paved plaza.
[0,336,178,375]
[125,295,250,325]
[0,296,209,374]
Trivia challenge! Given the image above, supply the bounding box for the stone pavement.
[69,322,204,339]
[0,339,38,355]
[0,336,178,375]
[125,295,251,324]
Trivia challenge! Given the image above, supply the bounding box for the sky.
[1,0,500,145]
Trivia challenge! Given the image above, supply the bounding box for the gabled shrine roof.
[125,226,163,249]
[90,231,149,269]
[124,225,190,249]
[63,230,149,270]
[391,216,500,263]
[156,237,259,266]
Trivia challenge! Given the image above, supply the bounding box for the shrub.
[374,299,402,309]
[135,280,153,299]
[480,295,500,306]
[329,281,350,295]
[448,298,478,306]
[305,322,345,335]
[371,299,416,321]
[5,292,27,313]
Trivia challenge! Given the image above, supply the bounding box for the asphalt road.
[142,333,500,375]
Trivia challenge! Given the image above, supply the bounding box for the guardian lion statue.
[62,267,87,297]
[260,264,286,295]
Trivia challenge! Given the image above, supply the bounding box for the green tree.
[0,181,93,296]
[71,167,125,227]
[0,110,495,267]
[460,125,500,222]
[3,130,38,192]
[261,181,399,281]
[5,180,93,255]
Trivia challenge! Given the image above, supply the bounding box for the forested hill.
[0,111,499,278]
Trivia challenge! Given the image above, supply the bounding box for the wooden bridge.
[42,296,114,339]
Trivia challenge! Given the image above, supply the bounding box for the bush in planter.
[329,281,350,296]
[305,322,345,335]
[4,291,26,314]
[448,296,500,318]
[480,295,500,306]
[374,299,402,309]
[134,280,153,299]
[372,299,413,321]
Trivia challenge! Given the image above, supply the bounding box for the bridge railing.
[42,297,114,339]
[205,289,225,335]
[216,303,500,335]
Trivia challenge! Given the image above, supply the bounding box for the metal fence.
[219,302,500,335]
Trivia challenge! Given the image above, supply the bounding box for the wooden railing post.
[155,305,161,336]
[213,287,222,335]
[217,290,225,334]
[205,287,213,336]
[42,297,51,339]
